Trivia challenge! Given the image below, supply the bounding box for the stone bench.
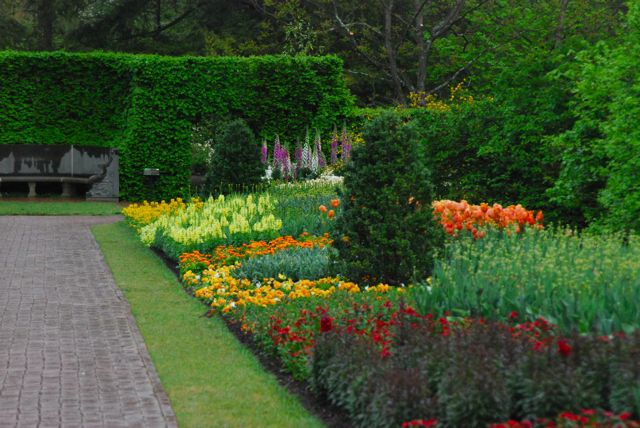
[0,145,119,200]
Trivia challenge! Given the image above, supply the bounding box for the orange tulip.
[331,199,340,208]
[319,205,328,213]
[327,210,335,219]
[433,199,543,237]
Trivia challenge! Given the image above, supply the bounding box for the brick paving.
[0,216,177,428]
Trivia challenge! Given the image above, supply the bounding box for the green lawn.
[92,221,324,428]
[0,200,122,215]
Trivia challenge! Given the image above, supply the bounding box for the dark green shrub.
[207,119,264,191]
[332,110,444,285]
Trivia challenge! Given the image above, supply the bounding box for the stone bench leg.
[28,182,37,198]
[61,182,75,197]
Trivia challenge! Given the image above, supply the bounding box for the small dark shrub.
[332,110,444,285]
[207,119,265,191]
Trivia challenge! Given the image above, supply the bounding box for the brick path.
[0,216,177,428]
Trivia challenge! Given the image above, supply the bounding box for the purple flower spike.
[273,135,282,168]
[340,125,351,162]
[302,142,312,169]
[261,140,268,164]
[273,135,282,170]
[330,126,338,165]
[294,141,303,172]
[283,147,291,178]
[314,131,326,168]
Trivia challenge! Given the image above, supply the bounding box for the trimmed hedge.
[0,51,354,200]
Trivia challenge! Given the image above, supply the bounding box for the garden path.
[0,216,177,428]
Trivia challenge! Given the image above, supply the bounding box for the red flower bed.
[247,299,640,427]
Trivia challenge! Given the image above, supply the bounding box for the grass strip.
[0,200,122,215]
[92,221,324,428]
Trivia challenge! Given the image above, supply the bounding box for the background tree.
[550,2,640,231]
[0,0,627,105]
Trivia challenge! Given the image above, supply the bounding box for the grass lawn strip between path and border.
[0,201,122,215]
[92,221,324,428]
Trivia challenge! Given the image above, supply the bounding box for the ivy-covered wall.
[0,51,353,200]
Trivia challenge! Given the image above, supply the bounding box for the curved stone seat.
[0,145,119,200]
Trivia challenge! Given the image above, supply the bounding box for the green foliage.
[349,62,573,225]
[413,96,568,223]
[232,246,336,282]
[207,119,265,191]
[551,4,640,232]
[190,124,215,175]
[0,51,354,200]
[333,111,444,285]
[413,228,640,334]
[0,52,131,147]
[0,0,626,105]
[268,181,340,237]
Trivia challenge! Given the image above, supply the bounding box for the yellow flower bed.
[185,264,396,314]
[139,193,282,247]
[122,198,197,230]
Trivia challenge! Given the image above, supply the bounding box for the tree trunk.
[36,0,54,50]
[156,0,161,33]
[384,0,406,104]
[415,0,427,93]
[554,0,569,50]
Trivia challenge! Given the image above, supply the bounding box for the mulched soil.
[151,248,353,428]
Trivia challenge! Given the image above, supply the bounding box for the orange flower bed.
[179,250,212,266]
[179,233,333,270]
[432,200,544,237]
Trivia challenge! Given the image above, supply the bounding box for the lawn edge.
[92,221,325,428]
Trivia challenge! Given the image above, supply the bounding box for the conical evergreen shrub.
[332,111,444,285]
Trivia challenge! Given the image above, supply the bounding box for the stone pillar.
[61,182,75,197]
[28,182,37,198]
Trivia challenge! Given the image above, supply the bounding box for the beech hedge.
[0,51,353,200]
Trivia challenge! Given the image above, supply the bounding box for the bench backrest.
[0,145,113,177]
